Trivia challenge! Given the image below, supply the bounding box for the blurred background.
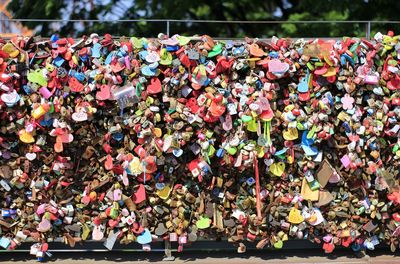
[0,0,400,38]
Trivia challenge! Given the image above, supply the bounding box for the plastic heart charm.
[270,162,285,177]
[96,84,111,100]
[37,218,51,232]
[132,184,146,204]
[288,207,304,224]
[155,223,168,236]
[268,59,289,73]
[136,228,152,244]
[147,77,162,94]
[196,216,211,229]
[25,152,37,161]
[283,127,298,140]
[72,111,88,122]
[172,148,183,157]
[156,185,171,200]
[1,90,20,107]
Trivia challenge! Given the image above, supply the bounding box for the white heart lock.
[72,111,88,122]
[1,90,20,107]
[25,153,37,161]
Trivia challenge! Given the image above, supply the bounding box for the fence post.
[162,240,175,261]
[166,20,170,36]
[366,21,371,39]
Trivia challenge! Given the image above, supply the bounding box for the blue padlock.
[216,148,225,158]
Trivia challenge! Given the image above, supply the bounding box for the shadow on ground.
[0,248,399,263]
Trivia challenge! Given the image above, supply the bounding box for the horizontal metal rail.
[0,19,400,39]
[0,19,399,23]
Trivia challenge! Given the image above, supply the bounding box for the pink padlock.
[39,87,52,99]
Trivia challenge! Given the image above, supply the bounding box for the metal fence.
[1,19,400,39]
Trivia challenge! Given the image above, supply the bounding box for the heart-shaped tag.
[25,152,37,161]
[268,59,289,73]
[37,218,51,232]
[108,219,119,228]
[145,52,160,63]
[172,148,183,157]
[288,207,304,224]
[156,185,171,200]
[249,43,265,57]
[1,90,20,107]
[270,162,285,177]
[372,86,384,95]
[196,216,211,229]
[72,111,88,122]
[96,84,111,100]
[136,228,152,244]
[27,69,48,87]
[155,223,168,236]
[283,128,298,140]
[132,184,146,204]
[147,77,162,94]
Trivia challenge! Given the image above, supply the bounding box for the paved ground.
[1,249,400,264]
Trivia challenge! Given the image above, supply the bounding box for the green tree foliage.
[6,0,400,38]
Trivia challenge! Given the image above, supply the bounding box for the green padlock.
[109,202,119,219]
[247,118,257,132]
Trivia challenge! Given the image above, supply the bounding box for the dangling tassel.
[254,153,262,221]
